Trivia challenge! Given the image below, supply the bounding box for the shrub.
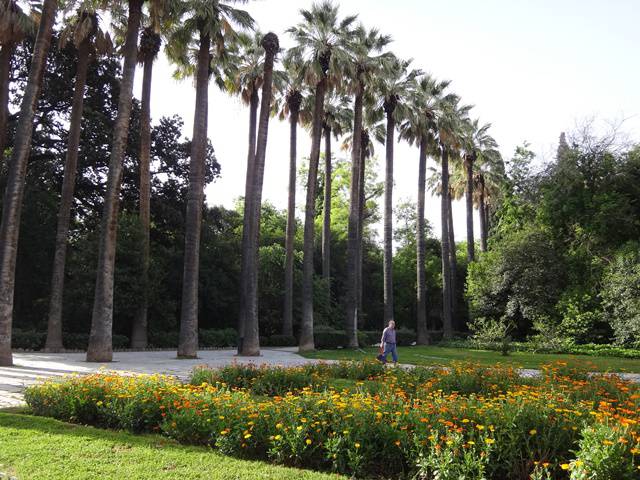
[262,335,297,347]
[395,327,416,346]
[313,325,348,349]
[12,330,46,350]
[199,328,237,348]
[148,330,179,349]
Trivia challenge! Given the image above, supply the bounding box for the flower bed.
[25,362,640,479]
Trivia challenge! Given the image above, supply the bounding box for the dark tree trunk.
[237,87,259,351]
[356,135,366,330]
[131,48,156,350]
[447,188,458,330]
[465,153,475,262]
[239,33,279,356]
[177,31,210,359]
[415,137,429,345]
[298,76,327,352]
[479,175,487,252]
[45,39,91,352]
[0,0,56,366]
[440,146,453,339]
[0,44,13,167]
[345,89,363,349]
[282,92,300,337]
[321,125,331,284]
[87,0,142,362]
[382,106,395,326]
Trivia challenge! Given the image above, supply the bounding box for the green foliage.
[466,225,565,337]
[601,242,640,347]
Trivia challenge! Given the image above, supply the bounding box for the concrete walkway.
[0,348,317,408]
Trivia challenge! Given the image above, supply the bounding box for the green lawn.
[301,345,640,373]
[0,412,344,480]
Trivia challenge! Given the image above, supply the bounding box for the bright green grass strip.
[0,413,344,480]
[301,346,640,373]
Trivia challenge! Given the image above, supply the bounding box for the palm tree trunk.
[447,188,458,330]
[356,140,365,330]
[177,31,210,359]
[415,137,428,345]
[131,53,155,350]
[383,109,395,326]
[282,95,300,337]
[0,0,57,367]
[479,175,487,252]
[0,44,14,166]
[237,88,259,351]
[45,39,91,352]
[240,33,278,357]
[87,0,143,363]
[465,154,475,262]
[321,125,331,284]
[440,146,453,339]
[298,77,327,352]
[345,89,363,349]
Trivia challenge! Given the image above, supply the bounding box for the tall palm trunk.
[131,32,159,350]
[321,125,331,283]
[87,0,143,362]
[45,39,91,352]
[237,87,258,351]
[479,175,487,252]
[356,133,366,329]
[176,31,210,359]
[0,0,56,367]
[282,91,301,337]
[382,102,395,326]
[345,87,363,349]
[465,153,475,262]
[0,44,14,166]
[440,146,453,339]
[239,33,279,357]
[415,137,428,345]
[298,71,328,352]
[447,188,458,330]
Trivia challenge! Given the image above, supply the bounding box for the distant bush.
[313,325,348,349]
[261,335,297,347]
[12,330,46,350]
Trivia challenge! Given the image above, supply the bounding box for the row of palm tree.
[0,0,504,366]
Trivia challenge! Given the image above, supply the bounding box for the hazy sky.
[134,0,640,241]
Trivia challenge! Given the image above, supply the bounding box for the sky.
[133,0,640,242]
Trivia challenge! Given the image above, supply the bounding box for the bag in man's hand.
[376,345,386,364]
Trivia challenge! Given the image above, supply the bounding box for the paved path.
[0,348,317,408]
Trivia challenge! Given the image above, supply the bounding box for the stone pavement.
[0,348,317,408]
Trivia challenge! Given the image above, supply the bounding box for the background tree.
[166,0,253,358]
[238,32,279,356]
[46,8,112,352]
[86,0,143,362]
[286,1,357,351]
[0,0,57,366]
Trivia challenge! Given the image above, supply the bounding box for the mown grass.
[300,345,640,372]
[0,412,344,480]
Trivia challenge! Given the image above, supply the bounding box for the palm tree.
[234,31,265,351]
[167,0,253,358]
[475,147,503,251]
[374,56,418,327]
[239,32,279,356]
[278,52,304,338]
[321,94,351,285]
[287,1,357,352]
[344,24,391,347]
[130,4,168,349]
[0,0,57,366]
[437,96,471,339]
[45,9,112,352]
[0,0,35,164]
[400,74,451,345]
[461,119,496,262]
[86,0,144,362]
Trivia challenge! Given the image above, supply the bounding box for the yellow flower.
[275,423,283,429]
[296,426,303,431]
[529,429,537,435]
[220,430,228,435]
[560,464,570,470]
[484,438,495,444]
[244,433,252,439]
[305,439,312,445]
[476,425,485,431]
[354,443,361,449]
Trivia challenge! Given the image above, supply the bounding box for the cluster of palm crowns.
[0,0,504,366]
